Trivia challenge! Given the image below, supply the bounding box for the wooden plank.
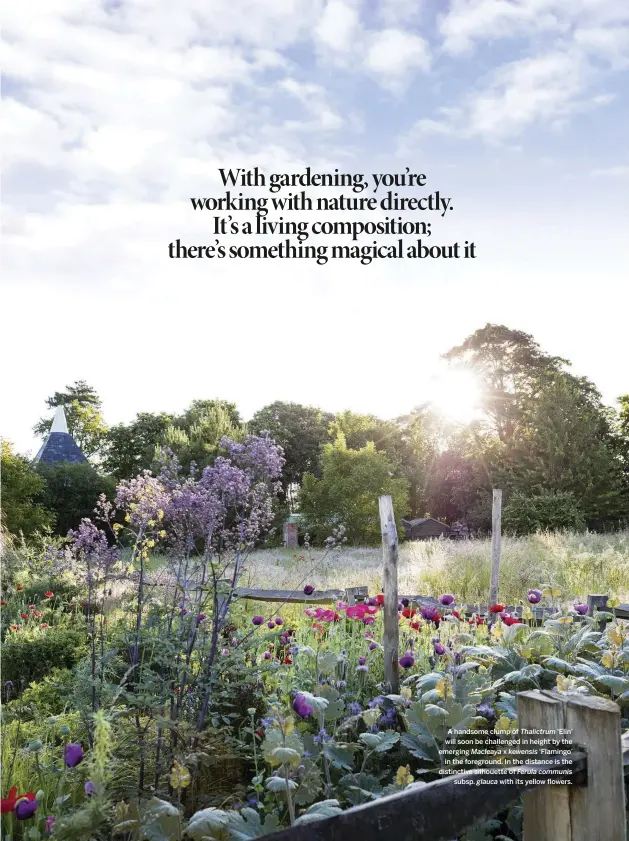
[489,488,502,606]
[564,692,626,841]
[518,690,573,841]
[379,495,399,694]
[262,754,587,841]
[235,588,344,604]
[587,594,609,631]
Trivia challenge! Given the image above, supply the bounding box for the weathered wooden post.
[488,489,502,606]
[518,689,626,841]
[379,495,399,694]
[587,594,609,631]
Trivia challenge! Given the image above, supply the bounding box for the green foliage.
[103,411,174,479]
[299,434,410,544]
[2,627,88,689]
[33,380,109,458]
[0,440,54,536]
[250,402,334,505]
[503,490,586,535]
[38,462,116,536]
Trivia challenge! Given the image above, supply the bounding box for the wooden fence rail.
[261,691,627,841]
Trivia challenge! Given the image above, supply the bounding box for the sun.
[425,368,483,424]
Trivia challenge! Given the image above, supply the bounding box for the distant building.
[401,517,453,541]
[283,513,302,548]
[34,406,88,465]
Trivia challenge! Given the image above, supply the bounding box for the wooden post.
[518,689,626,841]
[587,594,609,631]
[379,495,399,694]
[488,489,502,606]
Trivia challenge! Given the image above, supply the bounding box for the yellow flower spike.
[158,509,164,520]
[148,520,156,527]
[115,801,130,823]
[495,715,518,732]
[601,652,614,669]
[283,716,295,735]
[113,523,122,532]
[146,539,155,548]
[159,530,167,538]
[521,605,533,621]
[557,616,573,624]
[608,596,620,608]
[436,679,452,700]
[169,761,191,790]
[478,665,488,675]
[607,626,623,646]
[124,514,131,523]
[395,765,414,786]
[400,686,412,701]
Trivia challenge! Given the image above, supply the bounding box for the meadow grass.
[238,530,629,604]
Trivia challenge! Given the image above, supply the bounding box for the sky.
[2,0,629,457]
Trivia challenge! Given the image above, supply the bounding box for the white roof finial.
[50,405,69,434]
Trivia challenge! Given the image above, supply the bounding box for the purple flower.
[369,642,377,650]
[347,701,362,715]
[292,693,314,719]
[358,656,366,666]
[401,598,409,607]
[252,616,264,625]
[439,594,455,606]
[421,605,440,621]
[15,799,38,820]
[397,602,403,610]
[303,585,314,596]
[267,621,275,629]
[45,816,55,834]
[527,589,542,604]
[367,597,378,606]
[275,617,283,626]
[64,743,84,768]
[263,651,271,660]
[84,781,95,796]
[399,652,415,669]
[433,641,446,656]
[573,603,589,615]
[477,703,496,722]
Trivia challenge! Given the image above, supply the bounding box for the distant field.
[237,530,629,605]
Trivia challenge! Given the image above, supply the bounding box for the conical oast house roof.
[34,406,88,465]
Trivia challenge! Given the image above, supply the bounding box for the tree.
[103,412,175,480]
[33,381,108,458]
[443,324,571,443]
[163,400,243,473]
[498,376,628,528]
[0,441,54,536]
[250,402,334,505]
[298,434,410,545]
[38,463,116,536]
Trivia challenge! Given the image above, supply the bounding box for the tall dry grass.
[241,530,629,604]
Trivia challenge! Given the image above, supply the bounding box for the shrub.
[2,628,88,690]
[38,462,116,536]
[502,490,586,536]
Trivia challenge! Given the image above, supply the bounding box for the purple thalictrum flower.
[64,743,84,768]
[477,702,496,722]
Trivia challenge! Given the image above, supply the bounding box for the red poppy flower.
[502,616,521,626]
[489,604,505,613]
[376,594,385,606]
[283,657,292,665]
[29,605,35,611]
[44,591,54,599]
[0,600,6,606]
[9,625,20,631]
[1,787,36,814]
[447,610,461,620]
[20,613,28,620]
[16,586,23,591]
[410,621,421,631]
[40,623,49,629]
[401,608,417,619]
[469,616,484,626]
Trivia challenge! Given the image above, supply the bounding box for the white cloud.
[364,29,431,93]
[590,165,629,177]
[314,0,362,56]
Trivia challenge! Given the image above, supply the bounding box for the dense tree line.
[2,326,628,543]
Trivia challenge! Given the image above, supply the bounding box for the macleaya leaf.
[266,776,297,793]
